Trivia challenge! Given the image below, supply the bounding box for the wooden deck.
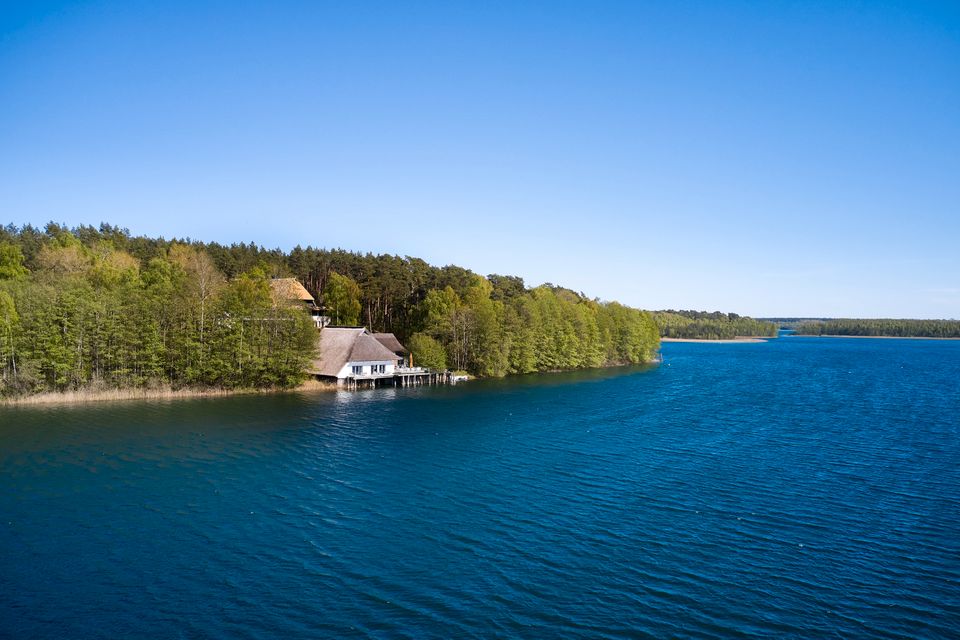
[339,369,454,390]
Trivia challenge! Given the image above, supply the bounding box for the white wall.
[334,361,397,379]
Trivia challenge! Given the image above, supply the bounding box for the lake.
[2,337,959,638]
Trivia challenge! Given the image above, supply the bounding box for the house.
[310,327,405,384]
[269,278,329,328]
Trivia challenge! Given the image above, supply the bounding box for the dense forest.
[0,223,660,397]
[795,319,960,338]
[653,310,778,339]
[0,225,317,396]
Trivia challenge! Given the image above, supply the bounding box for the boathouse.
[269,278,329,328]
[310,327,446,388]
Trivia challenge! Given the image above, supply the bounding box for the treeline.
[796,319,960,338]
[653,310,778,339]
[758,318,830,331]
[1,223,660,395]
[410,281,660,375]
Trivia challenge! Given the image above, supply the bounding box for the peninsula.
[653,310,778,340]
[0,223,660,400]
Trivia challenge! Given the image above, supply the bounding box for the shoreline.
[789,335,960,341]
[0,360,665,407]
[0,379,339,408]
[661,337,771,344]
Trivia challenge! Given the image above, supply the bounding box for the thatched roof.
[310,327,401,377]
[351,333,402,362]
[372,332,408,356]
[270,278,314,303]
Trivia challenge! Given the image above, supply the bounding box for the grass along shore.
[0,379,339,407]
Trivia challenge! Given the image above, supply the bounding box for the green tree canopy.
[323,272,362,326]
[0,242,28,280]
[407,332,447,370]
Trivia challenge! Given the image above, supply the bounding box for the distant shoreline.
[661,337,770,344]
[789,335,960,341]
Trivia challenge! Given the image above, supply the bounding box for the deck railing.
[395,366,428,374]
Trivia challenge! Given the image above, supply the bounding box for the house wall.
[334,361,397,379]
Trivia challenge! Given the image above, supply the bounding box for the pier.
[341,368,454,390]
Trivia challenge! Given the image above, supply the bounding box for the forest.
[795,319,960,338]
[0,223,660,397]
[652,310,778,339]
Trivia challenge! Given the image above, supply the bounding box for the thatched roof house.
[270,278,315,304]
[310,327,405,380]
[270,277,328,328]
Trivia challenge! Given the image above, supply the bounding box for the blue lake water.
[2,337,959,638]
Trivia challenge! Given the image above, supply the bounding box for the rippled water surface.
[2,337,959,638]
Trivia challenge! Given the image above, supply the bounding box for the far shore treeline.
[0,223,663,397]
[795,318,960,338]
[653,310,777,340]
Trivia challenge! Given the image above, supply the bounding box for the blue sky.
[1,1,958,317]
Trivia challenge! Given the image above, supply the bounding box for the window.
[352,365,363,375]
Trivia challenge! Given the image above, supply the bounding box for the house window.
[352,365,363,375]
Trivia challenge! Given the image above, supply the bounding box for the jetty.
[340,367,454,390]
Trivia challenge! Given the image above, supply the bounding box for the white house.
[310,327,404,383]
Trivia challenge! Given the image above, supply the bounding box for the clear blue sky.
[1,1,958,317]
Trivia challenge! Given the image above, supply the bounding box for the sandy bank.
[661,337,771,344]
[1,379,339,407]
